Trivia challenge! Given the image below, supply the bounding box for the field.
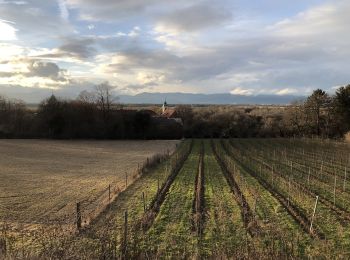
[0,140,179,231]
[1,138,350,259]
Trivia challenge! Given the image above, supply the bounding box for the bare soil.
[0,139,179,228]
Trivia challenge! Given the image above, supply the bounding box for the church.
[161,100,177,118]
[159,100,183,125]
[141,100,183,139]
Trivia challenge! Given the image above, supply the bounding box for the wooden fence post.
[344,167,347,192]
[334,175,337,206]
[142,192,146,212]
[108,184,111,203]
[310,196,319,233]
[287,177,291,206]
[157,177,160,194]
[122,210,128,259]
[76,202,82,230]
[271,165,274,186]
[253,197,258,216]
[0,237,6,257]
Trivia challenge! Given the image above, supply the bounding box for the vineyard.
[1,138,350,259]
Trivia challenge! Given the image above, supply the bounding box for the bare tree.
[284,100,306,136]
[77,90,96,105]
[94,82,119,121]
[0,95,27,136]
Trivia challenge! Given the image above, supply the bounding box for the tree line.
[0,83,155,139]
[0,84,349,139]
[178,85,350,139]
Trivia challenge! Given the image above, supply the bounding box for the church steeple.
[162,99,167,113]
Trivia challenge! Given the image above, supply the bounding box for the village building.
[111,101,183,139]
[159,100,183,124]
[145,100,183,139]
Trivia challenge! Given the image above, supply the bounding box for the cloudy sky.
[0,0,349,101]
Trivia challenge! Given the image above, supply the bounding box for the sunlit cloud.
[275,88,298,95]
[0,20,17,40]
[230,87,254,96]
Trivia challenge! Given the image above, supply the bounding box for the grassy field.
[2,138,350,259]
[0,140,179,230]
[142,140,199,257]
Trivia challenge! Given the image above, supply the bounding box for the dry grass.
[0,139,179,230]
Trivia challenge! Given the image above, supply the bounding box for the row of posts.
[76,169,163,231]
[76,170,130,230]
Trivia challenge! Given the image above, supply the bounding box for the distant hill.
[119,92,305,105]
[0,84,304,105]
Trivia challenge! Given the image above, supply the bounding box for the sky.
[0,0,349,101]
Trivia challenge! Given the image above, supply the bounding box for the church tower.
[162,99,167,113]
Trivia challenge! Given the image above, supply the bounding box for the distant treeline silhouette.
[0,84,349,139]
[180,85,350,139]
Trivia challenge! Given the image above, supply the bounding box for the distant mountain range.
[0,85,304,105]
[119,92,305,105]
